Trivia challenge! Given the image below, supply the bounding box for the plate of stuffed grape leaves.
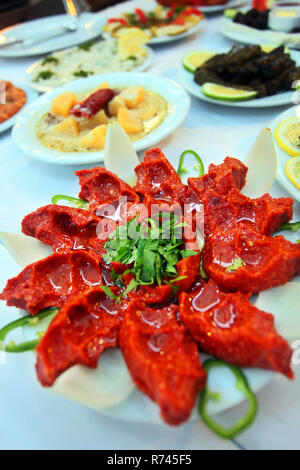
[179,44,300,107]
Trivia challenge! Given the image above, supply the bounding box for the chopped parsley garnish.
[225,257,245,272]
[127,55,137,61]
[34,70,55,81]
[41,56,59,65]
[73,70,94,77]
[103,213,198,295]
[78,40,97,51]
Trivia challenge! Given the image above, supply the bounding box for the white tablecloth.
[0,0,299,450]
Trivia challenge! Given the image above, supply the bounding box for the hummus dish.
[36,83,168,152]
[28,40,150,91]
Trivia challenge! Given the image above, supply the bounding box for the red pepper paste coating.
[122,273,173,305]
[134,148,186,207]
[202,188,293,236]
[203,223,300,293]
[0,250,103,315]
[70,88,115,118]
[179,280,293,378]
[172,253,201,292]
[120,300,206,425]
[76,167,140,214]
[188,156,248,199]
[22,204,106,258]
[36,286,123,386]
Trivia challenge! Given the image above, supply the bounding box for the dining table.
[0,0,299,451]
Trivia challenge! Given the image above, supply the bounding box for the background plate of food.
[12,73,190,165]
[179,44,300,107]
[157,0,248,14]
[26,39,154,93]
[221,6,300,49]
[270,105,300,202]
[0,13,106,59]
[0,81,37,133]
[101,1,206,45]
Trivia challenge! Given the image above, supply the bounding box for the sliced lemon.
[117,28,150,61]
[201,83,257,102]
[286,156,300,189]
[261,44,290,54]
[182,50,215,73]
[274,117,300,158]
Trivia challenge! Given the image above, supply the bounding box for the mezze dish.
[0,80,26,123]
[27,39,153,93]
[180,44,300,107]
[1,144,300,437]
[102,4,205,42]
[36,82,167,152]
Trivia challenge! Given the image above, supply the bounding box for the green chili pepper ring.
[52,194,89,210]
[0,308,59,353]
[177,150,205,180]
[199,358,258,439]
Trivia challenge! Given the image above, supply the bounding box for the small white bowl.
[12,72,190,165]
[268,6,300,33]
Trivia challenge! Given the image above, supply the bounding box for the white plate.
[199,0,246,14]
[26,44,155,93]
[102,18,206,46]
[270,105,300,202]
[0,83,38,134]
[0,13,106,58]
[12,72,191,165]
[178,48,300,108]
[221,16,300,49]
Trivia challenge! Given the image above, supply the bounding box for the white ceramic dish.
[0,83,38,134]
[178,48,300,108]
[102,18,206,46]
[270,105,300,202]
[198,0,246,13]
[12,72,191,165]
[26,43,155,93]
[221,16,300,49]
[0,13,106,58]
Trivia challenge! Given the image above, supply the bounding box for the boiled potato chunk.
[120,87,145,109]
[51,117,79,138]
[135,104,157,120]
[109,96,127,117]
[117,108,143,134]
[79,110,109,132]
[79,124,107,149]
[51,91,77,117]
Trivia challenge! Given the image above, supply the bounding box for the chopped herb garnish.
[127,55,138,61]
[41,56,59,65]
[225,257,245,272]
[73,70,94,78]
[99,285,121,302]
[103,213,199,290]
[78,40,97,51]
[34,70,55,81]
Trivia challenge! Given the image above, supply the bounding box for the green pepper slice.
[177,150,205,180]
[199,358,258,439]
[277,221,300,233]
[0,307,59,353]
[51,194,89,210]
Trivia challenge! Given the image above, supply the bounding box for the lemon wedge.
[285,156,300,189]
[117,28,150,61]
[274,117,300,158]
[182,50,215,73]
[202,83,257,101]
